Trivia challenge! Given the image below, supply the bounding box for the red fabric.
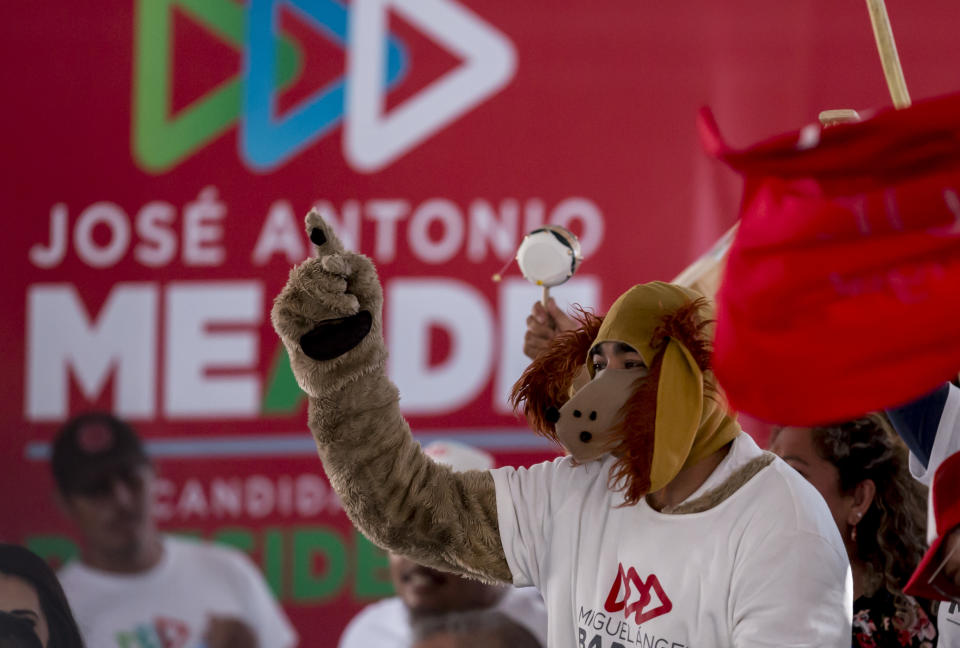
[703,93,960,425]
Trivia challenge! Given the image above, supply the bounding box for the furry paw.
[272,209,386,395]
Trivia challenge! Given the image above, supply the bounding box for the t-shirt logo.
[603,563,673,625]
[115,616,190,648]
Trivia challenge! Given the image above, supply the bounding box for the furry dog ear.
[606,351,661,503]
[606,297,713,504]
[648,339,704,491]
[511,308,603,441]
[650,297,713,373]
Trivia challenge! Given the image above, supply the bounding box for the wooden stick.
[818,109,861,127]
[864,0,911,108]
[541,285,550,307]
[672,224,739,300]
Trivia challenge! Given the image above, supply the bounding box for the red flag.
[702,92,960,425]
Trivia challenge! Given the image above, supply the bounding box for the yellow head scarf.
[590,281,740,493]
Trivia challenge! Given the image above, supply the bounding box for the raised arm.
[272,210,511,583]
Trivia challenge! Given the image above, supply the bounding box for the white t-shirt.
[906,384,960,644]
[338,587,549,648]
[59,535,297,648]
[491,432,852,648]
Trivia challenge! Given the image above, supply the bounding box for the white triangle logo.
[344,0,517,173]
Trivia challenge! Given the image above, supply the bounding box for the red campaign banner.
[706,93,960,425]
[3,1,960,645]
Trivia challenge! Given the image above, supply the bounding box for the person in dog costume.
[272,212,853,648]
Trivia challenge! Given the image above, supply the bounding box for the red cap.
[904,451,960,600]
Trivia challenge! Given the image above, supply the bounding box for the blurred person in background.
[0,612,43,648]
[769,414,936,647]
[0,544,83,648]
[51,412,296,648]
[339,441,548,648]
[410,609,542,648]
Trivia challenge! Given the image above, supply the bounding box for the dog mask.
[512,282,740,504]
[553,369,643,462]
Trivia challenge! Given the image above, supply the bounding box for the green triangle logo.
[262,344,306,415]
[132,0,301,173]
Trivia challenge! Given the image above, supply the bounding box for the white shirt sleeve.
[338,599,409,648]
[730,526,852,646]
[226,550,299,648]
[490,456,588,588]
[337,612,371,648]
[495,587,549,647]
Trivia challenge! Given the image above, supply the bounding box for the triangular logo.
[636,575,672,625]
[261,345,306,414]
[169,7,238,114]
[603,563,674,625]
[240,0,407,171]
[131,0,300,173]
[153,616,190,648]
[344,0,517,173]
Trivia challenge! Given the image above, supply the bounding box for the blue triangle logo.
[241,0,407,171]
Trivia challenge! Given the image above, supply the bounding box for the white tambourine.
[516,226,582,305]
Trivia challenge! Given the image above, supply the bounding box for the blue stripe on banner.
[23,429,556,461]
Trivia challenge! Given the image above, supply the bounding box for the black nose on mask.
[544,406,561,424]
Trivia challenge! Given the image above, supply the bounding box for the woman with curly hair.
[770,414,936,648]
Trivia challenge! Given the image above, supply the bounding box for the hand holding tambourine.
[496,225,583,359]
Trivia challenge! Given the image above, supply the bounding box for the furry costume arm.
[272,211,511,584]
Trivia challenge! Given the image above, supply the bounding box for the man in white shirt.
[342,557,546,648]
[51,412,297,648]
[339,442,547,648]
[272,214,853,648]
